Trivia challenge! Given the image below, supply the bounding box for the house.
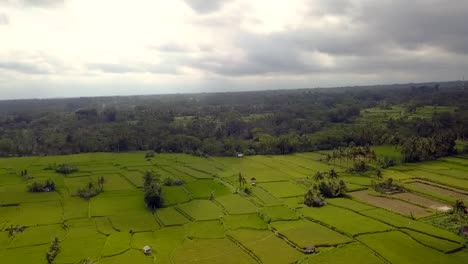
[237,153,244,158]
[143,246,152,255]
[460,226,468,237]
[303,246,316,254]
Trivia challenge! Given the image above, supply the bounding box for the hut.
[237,153,244,158]
[143,246,152,255]
[250,177,257,187]
[460,226,468,237]
[303,246,316,254]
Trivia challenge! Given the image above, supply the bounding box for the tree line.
[0,82,467,157]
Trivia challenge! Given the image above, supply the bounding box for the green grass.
[260,206,300,222]
[357,231,464,264]
[2,151,468,263]
[401,229,463,253]
[8,224,66,248]
[215,194,258,214]
[325,198,375,212]
[227,229,304,263]
[360,208,463,243]
[109,212,159,232]
[222,214,268,230]
[260,182,307,198]
[301,206,393,236]
[184,220,225,239]
[171,238,257,264]
[271,219,352,247]
[176,200,224,221]
[161,186,191,206]
[185,180,231,199]
[99,249,153,264]
[155,207,190,226]
[300,243,385,264]
[101,232,131,257]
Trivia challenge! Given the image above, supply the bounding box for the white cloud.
[0,0,467,99]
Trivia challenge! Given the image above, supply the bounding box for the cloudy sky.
[0,0,467,99]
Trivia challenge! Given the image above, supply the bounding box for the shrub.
[162,177,184,186]
[145,151,155,158]
[76,182,103,200]
[28,179,56,192]
[372,178,404,194]
[47,163,78,175]
[317,179,347,198]
[46,237,60,264]
[304,189,325,207]
[6,225,26,238]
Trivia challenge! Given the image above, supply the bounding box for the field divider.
[226,234,263,264]
[399,228,465,253]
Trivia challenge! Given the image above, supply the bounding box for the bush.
[28,179,55,192]
[304,189,325,207]
[318,179,347,198]
[372,178,404,194]
[47,163,78,175]
[46,237,60,264]
[379,156,396,168]
[162,177,184,186]
[145,151,155,158]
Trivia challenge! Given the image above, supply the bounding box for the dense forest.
[0,81,467,159]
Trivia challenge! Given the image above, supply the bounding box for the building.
[143,246,152,255]
[303,246,316,254]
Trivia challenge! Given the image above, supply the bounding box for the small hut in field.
[143,246,152,255]
[250,177,257,187]
[237,153,244,158]
[303,245,316,254]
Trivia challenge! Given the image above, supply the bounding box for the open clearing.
[1,151,467,263]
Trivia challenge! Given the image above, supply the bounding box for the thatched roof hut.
[303,245,316,254]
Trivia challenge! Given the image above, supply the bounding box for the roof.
[143,246,151,251]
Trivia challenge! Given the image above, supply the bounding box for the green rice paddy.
[0,151,467,263]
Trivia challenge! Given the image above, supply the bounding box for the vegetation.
[143,171,163,210]
[0,82,466,158]
[76,177,104,200]
[46,237,60,264]
[372,178,404,194]
[47,164,78,175]
[304,188,325,207]
[28,179,56,192]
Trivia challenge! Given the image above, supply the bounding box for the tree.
[313,171,324,181]
[238,172,246,189]
[143,172,163,210]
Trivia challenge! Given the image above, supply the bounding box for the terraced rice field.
[0,152,467,263]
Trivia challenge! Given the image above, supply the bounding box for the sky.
[0,0,467,99]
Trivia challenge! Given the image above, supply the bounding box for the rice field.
[0,151,467,263]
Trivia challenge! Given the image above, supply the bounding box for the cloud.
[0,52,63,75]
[21,0,64,7]
[87,62,180,75]
[182,0,233,14]
[0,13,9,25]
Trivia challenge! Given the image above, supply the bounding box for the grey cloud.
[22,0,64,7]
[0,13,9,25]
[88,63,179,75]
[0,61,53,74]
[182,0,232,14]
[187,0,468,78]
[156,43,193,53]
